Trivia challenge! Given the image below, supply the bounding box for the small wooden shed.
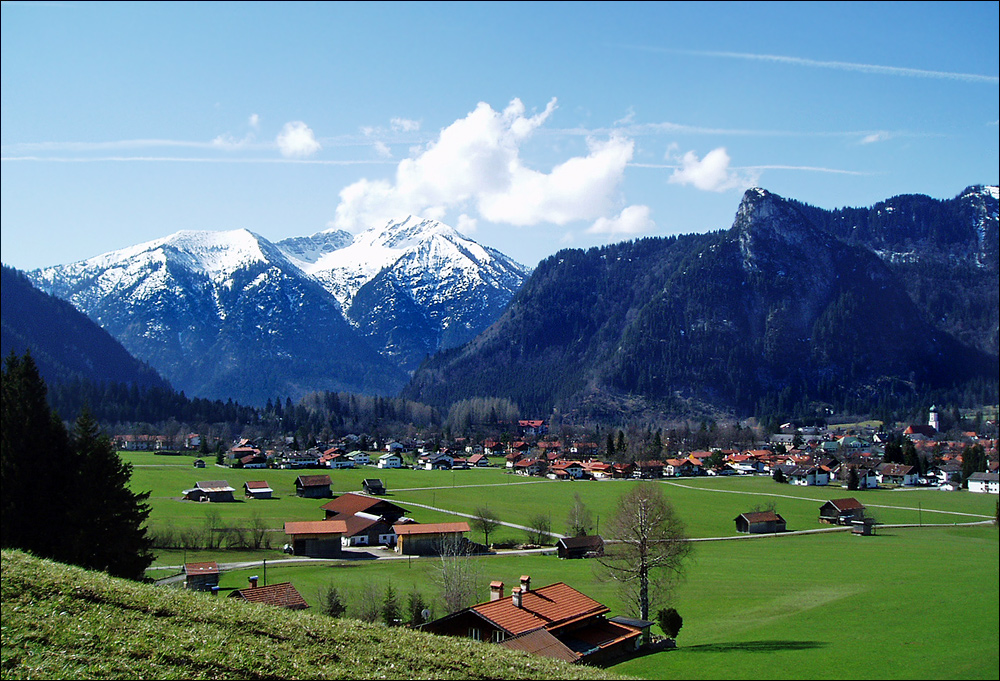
[556,535,605,559]
[244,480,273,499]
[295,474,332,499]
[819,498,866,525]
[734,511,787,534]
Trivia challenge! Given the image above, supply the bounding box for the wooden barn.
[244,480,273,499]
[295,474,332,499]
[734,511,787,534]
[183,480,236,503]
[392,522,470,556]
[819,498,866,525]
[556,535,605,559]
[283,520,347,558]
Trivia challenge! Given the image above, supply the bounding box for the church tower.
[928,405,939,432]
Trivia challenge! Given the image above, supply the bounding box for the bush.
[657,607,683,638]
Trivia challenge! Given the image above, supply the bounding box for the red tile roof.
[472,582,608,636]
[229,582,308,610]
[283,520,348,536]
[184,561,219,576]
[500,628,578,663]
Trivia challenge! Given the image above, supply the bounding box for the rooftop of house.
[473,580,609,637]
[228,582,308,610]
[183,561,219,576]
[283,520,348,536]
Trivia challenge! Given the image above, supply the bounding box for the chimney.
[520,575,531,593]
[511,587,522,608]
[249,575,259,589]
[490,580,505,602]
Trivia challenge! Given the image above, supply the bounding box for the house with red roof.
[423,575,642,665]
[229,576,308,610]
[183,561,219,591]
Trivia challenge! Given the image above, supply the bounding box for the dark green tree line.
[1,352,153,579]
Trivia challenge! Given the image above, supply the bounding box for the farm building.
[244,480,273,499]
[734,511,787,534]
[183,561,219,591]
[819,498,866,525]
[423,576,642,665]
[182,480,236,503]
[556,535,604,559]
[320,493,408,523]
[362,478,386,495]
[228,577,308,610]
[283,520,347,558]
[392,521,470,556]
[295,474,332,498]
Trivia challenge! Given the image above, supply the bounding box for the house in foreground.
[228,576,308,610]
[422,576,642,665]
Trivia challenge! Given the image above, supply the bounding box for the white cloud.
[667,147,757,192]
[587,204,654,235]
[860,131,891,144]
[456,213,478,234]
[391,117,421,133]
[249,113,260,129]
[276,121,321,158]
[331,97,638,232]
[373,141,392,158]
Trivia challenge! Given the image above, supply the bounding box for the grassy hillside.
[0,550,623,680]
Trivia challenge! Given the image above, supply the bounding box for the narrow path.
[660,480,993,519]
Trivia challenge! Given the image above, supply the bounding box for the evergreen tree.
[1,352,153,580]
[68,408,154,579]
[381,582,400,626]
[1,352,72,560]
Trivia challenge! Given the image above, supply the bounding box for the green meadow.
[132,452,999,679]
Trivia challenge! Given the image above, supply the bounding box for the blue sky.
[2,1,998,272]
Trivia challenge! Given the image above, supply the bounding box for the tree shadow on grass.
[680,640,827,654]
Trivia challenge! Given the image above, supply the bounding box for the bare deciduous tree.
[596,483,692,641]
[566,492,594,537]
[435,536,481,614]
[470,506,501,548]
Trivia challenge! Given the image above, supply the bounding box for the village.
[145,407,999,666]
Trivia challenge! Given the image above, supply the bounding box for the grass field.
[131,452,999,679]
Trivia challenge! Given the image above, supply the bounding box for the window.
[468,627,481,641]
[491,630,506,643]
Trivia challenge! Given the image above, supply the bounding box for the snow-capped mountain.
[277,216,531,369]
[28,218,530,403]
[29,229,408,405]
